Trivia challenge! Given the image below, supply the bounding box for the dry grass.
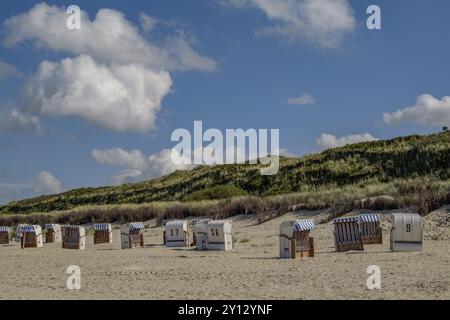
[0,177,449,227]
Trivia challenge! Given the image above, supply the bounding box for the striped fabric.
[0,226,9,232]
[61,225,80,231]
[92,223,109,231]
[359,213,381,223]
[20,225,35,233]
[129,222,144,230]
[192,219,212,225]
[64,228,81,245]
[333,216,360,224]
[294,220,316,231]
[333,217,362,244]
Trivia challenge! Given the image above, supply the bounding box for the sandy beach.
[0,208,449,300]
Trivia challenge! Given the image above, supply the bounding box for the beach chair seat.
[333,217,364,252]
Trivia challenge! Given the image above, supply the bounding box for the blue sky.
[1,0,450,203]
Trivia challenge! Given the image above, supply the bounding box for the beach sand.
[0,207,449,300]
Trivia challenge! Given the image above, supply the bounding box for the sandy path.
[0,209,449,300]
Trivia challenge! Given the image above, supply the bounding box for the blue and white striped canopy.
[359,213,381,223]
[294,220,316,231]
[19,225,35,233]
[129,222,144,230]
[333,216,360,224]
[92,223,109,231]
[61,225,79,230]
[44,224,56,230]
[0,226,9,232]
[192,219,212,225]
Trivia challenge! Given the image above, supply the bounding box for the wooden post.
[309,237,315,257]
[291,238,296,259]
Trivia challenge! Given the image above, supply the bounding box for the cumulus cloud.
[383,94,450,127]
[33,171,64,195]
[0,60,21,80]
[24,55,172,132]
[0,183,33,204]
[92,148,149,171]
[0,171,64,203]
[139,13,158,33]
[0,109,40,133]
[2,3,216,132]
[218,0,355,47]
[91,148,195,184]
[316,133,378,150]
[164,33,217,72]
[3,3,216,72]
[286,93,315,106]
[92,144,287,184]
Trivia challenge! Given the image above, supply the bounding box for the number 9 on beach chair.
[390,213,422,252]
[333,217,364,252]
[279,220,315,259]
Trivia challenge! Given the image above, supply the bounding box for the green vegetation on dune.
[1,131,449,215]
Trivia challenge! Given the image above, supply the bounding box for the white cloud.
[147,148,196,177]
[92,144,288,184]
[383,94,450,126]
[25,55,172,132]
[112,169,144,185]
[0,60,21,80]
[33,171,64,195]
[92,148,148,171]
[139,13,158,33]
[91,147,195,184]
[0,182,33,204]
[316,133,378,149]
[3,3,216,72]
[164,33,217,72]
[2,3,216,133]
[0,172,64,203]
[219,0,355,47]
[0,109,41,133]
[286,93,315,106]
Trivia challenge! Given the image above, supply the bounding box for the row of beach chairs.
[0,223,143,250]
[0,219,234,252]
[280,212,423,259]
[0,213,424,256]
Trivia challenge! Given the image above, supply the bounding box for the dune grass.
[1,176,448,226]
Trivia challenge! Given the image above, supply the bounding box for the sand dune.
[0,208,449,300]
